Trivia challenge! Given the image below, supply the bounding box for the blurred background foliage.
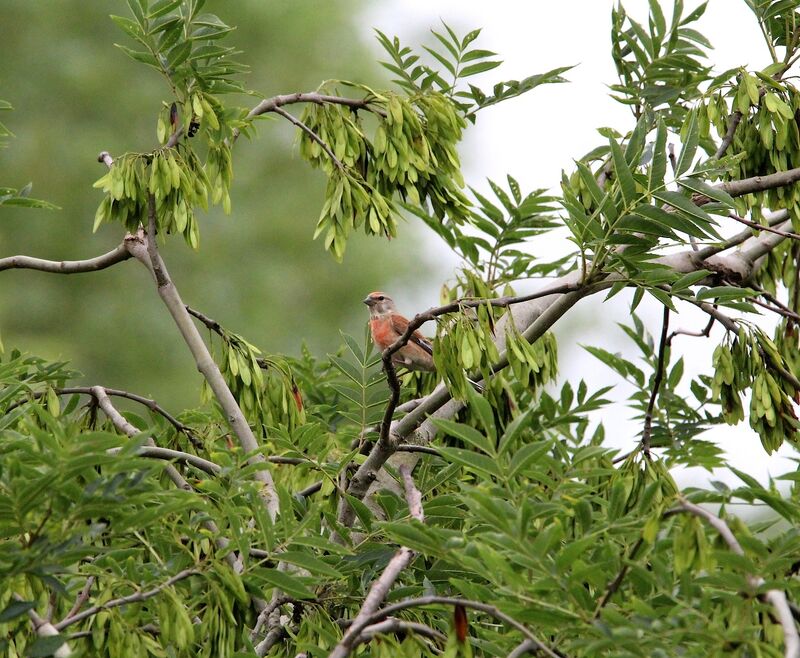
[0,0,433,409]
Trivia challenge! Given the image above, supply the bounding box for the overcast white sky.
[362,1,798,489]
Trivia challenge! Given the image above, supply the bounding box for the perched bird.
[363,292,435,371]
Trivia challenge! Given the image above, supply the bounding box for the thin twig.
[593,538,644,617]
[352,596,563,658]
[383,284,584,366]
[396,444,441,456]
[64,577,95,622]
[507,639,541,658]
[296,481,323,497]
[747,296,800,323]
[641,306,670,458]
[55,569,199,631]
[113,445,220,475]
[696,209,789,259]
[714,111,743,159]
[378,356,401,449]
[752,284,800,322]
[7,386,200,445]
[728,213,800,242]
[186,305,225,336]
[668,313,715,344]
[89,386,238,568]
[273,106,345,170]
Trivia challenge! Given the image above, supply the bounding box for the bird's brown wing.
[390,314,434,355]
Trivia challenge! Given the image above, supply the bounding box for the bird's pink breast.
[370,318,396,349]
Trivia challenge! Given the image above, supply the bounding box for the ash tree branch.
[668,313,715,344]
[594,538,645,616]
[347,596,563,658]
[676,497,800,658]
[746,295,800,324]
[186,304,225,336]
[64,576,95,622]
[232,90,386,144]
[724,166,800,196]
[507,639,544,658]
[354,618,446,648]
[243,91,384,124]
[729,213,800,242]
[123,197,279,518]
[13,594,73,657]
[378,356,401,449]
[273,106,345,170]
[0,244,131,274]
[120,445,221,476]
[7,386,199,445]
[641,306,670,458]
[89,384,238,569]
[54,569,199,631]
[328,465,424,658]
[340,283,586,527]
[713,111,743,159]
[250,596,295,642]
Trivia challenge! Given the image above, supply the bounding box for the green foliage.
[611,0,712,123]
[5,2,800,657]
[300,24,569,260]
[91,2,252,247]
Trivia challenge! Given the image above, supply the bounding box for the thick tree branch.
[721,165,800,197]
[126,210,279,518]
[0,244,131,274]
[13,594,72,657]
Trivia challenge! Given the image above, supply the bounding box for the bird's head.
[363,291,396,316]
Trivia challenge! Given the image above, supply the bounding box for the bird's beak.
[363,296,374,307]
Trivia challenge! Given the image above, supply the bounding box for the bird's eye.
[378,296,385,301]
